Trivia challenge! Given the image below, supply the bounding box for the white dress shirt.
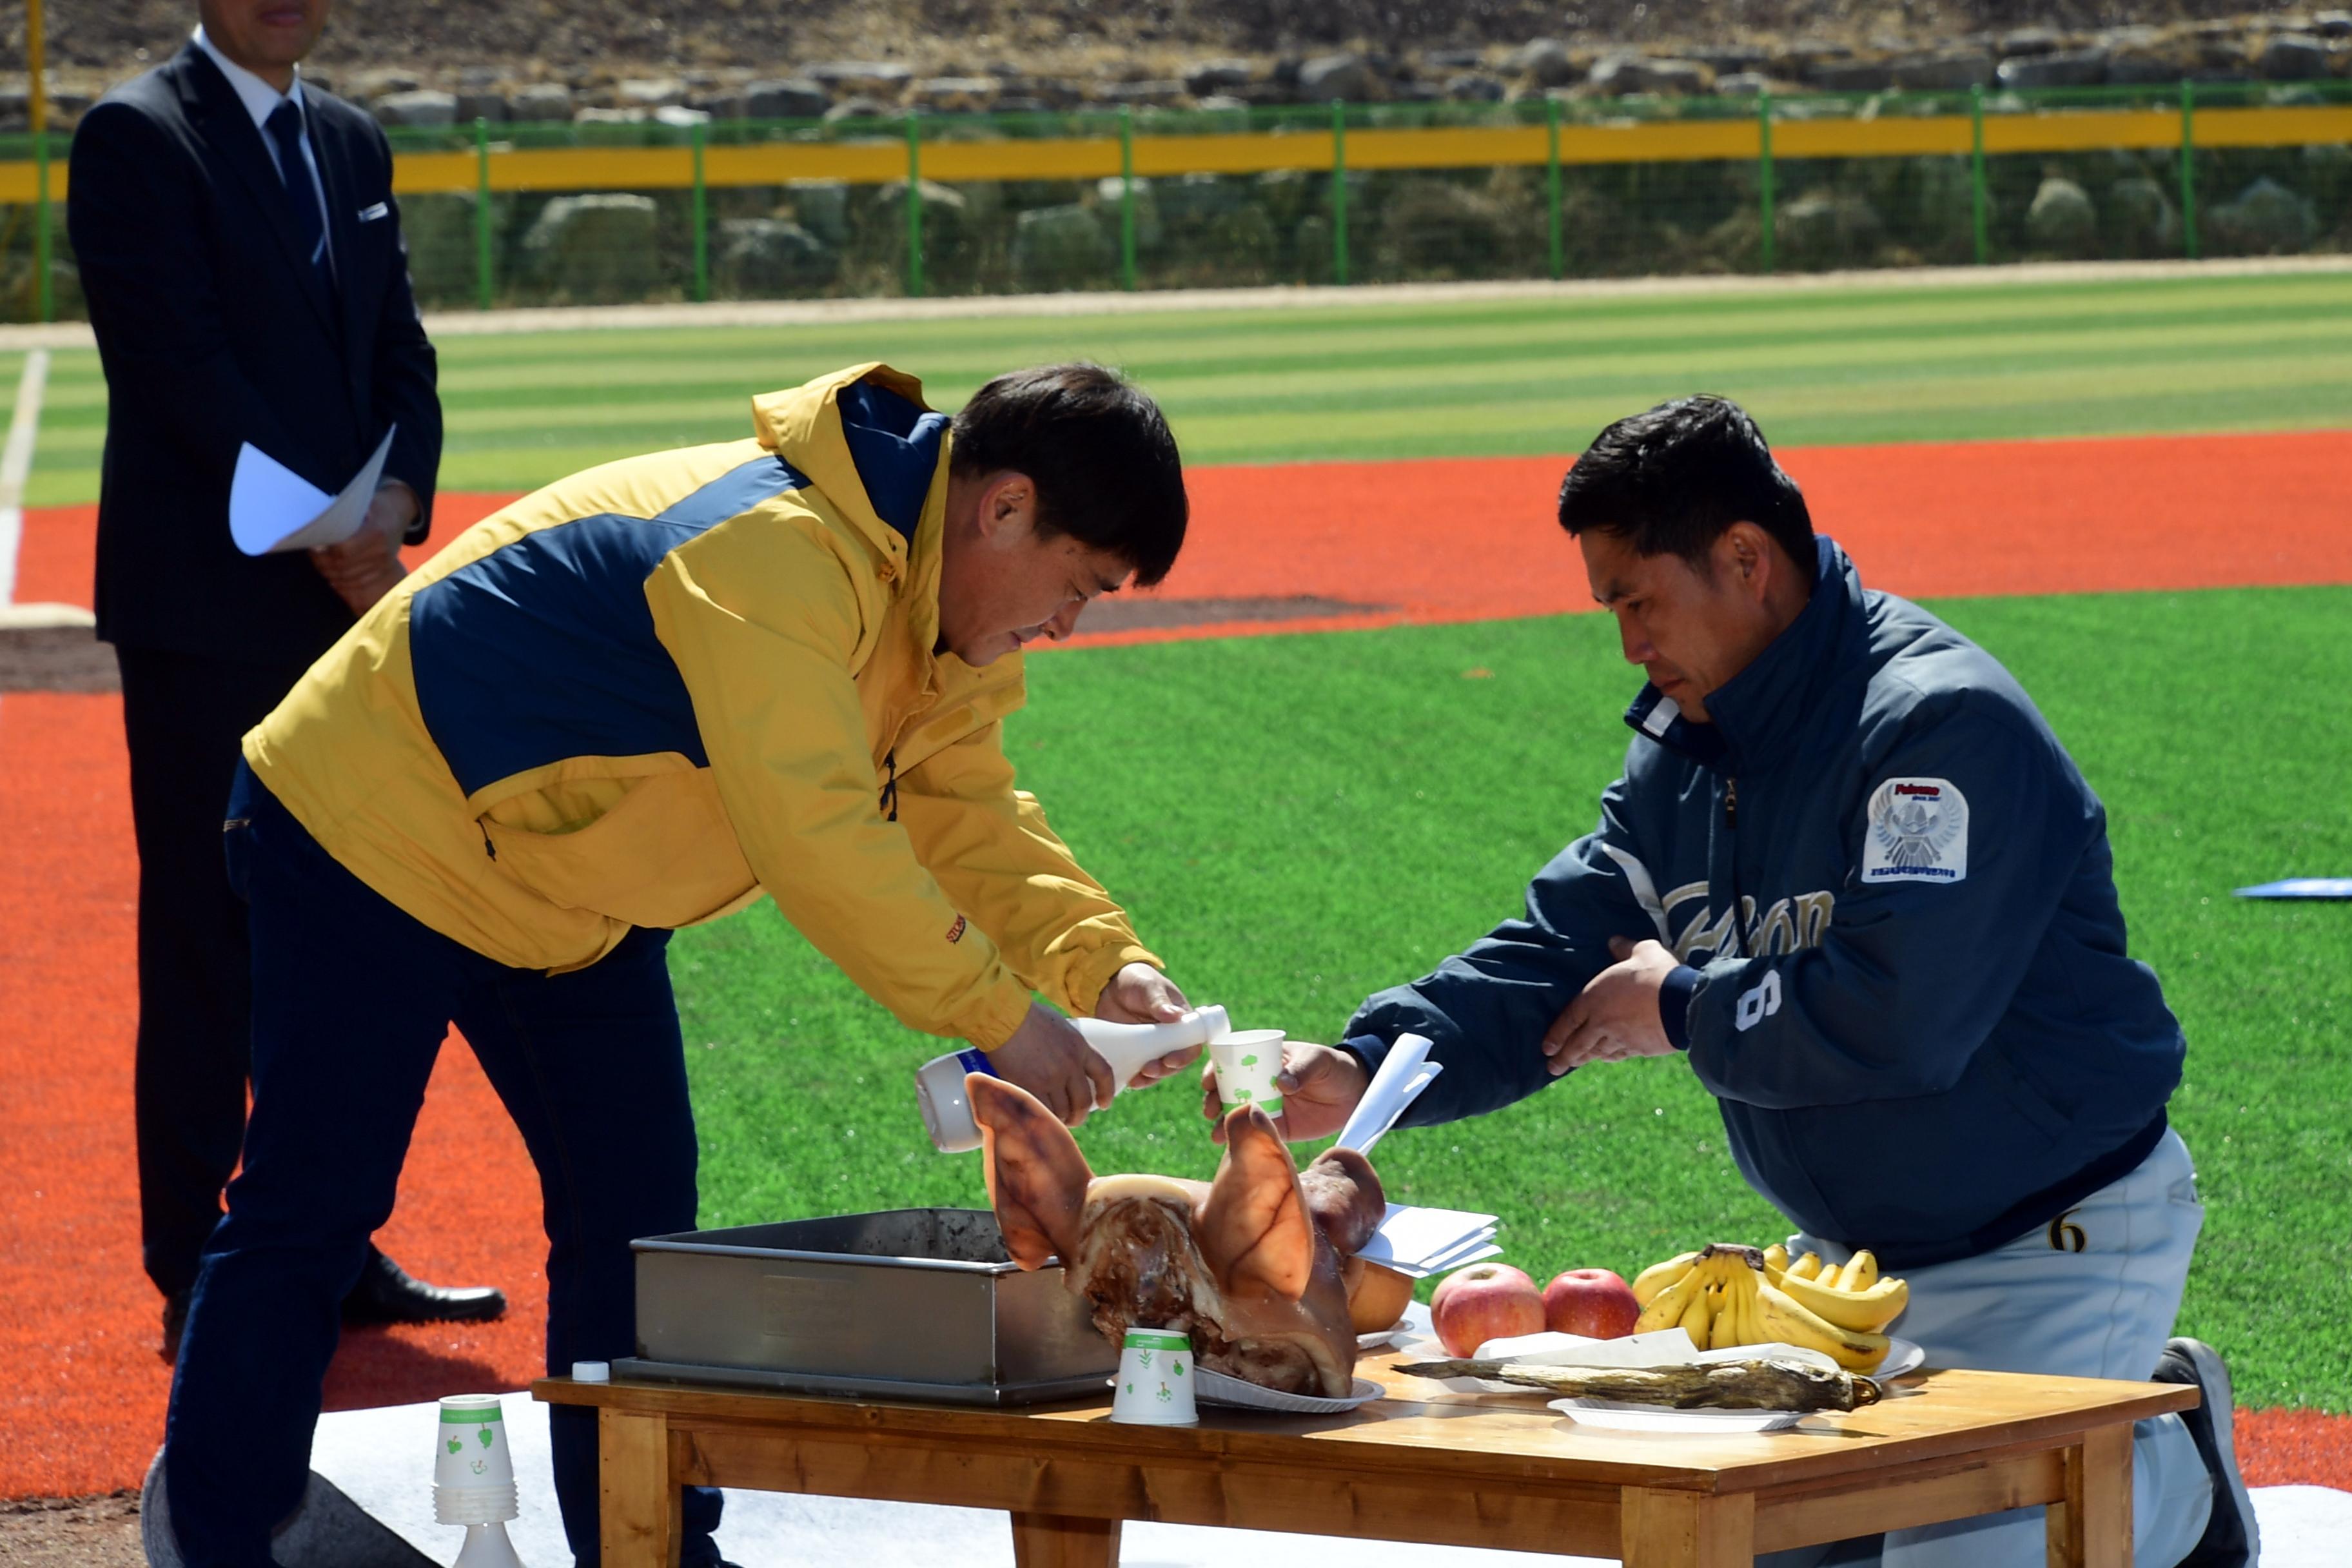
[192,25,335,275]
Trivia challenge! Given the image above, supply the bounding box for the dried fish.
[1393,1356,1881,1414]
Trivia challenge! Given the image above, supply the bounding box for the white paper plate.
[1873,1337,1925,1379]
[1195,1368,1386,1413]
[1549,1397,1808,1433]
[1357,1298,1433,1351]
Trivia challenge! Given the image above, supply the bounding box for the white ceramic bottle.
[916,1005,1231,1153]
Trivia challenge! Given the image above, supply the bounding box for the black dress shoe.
[161,1288,191,1361]
[341,1247,507,1326]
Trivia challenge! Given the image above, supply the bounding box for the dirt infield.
[3,430,2347,1499]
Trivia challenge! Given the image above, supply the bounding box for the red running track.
[3,431,2347,1497]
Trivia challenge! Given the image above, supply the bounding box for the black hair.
[1555,395,1814,573]
[950,364,1188,587]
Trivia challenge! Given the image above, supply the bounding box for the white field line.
[0,348,52,608]
[0,255,2347,352]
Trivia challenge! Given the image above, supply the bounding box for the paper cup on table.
[1210,1030,1285,1119]
[434,1394,517,1524]
[1110,1328,1198,1425]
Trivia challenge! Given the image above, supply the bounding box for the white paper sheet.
[1335,1032,1438,1154]
[1355,1202,1500,1275]
[230,426,397,556]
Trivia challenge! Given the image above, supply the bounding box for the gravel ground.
[0,1493,143,1567]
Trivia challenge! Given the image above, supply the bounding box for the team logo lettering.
[945,915,966,944]
[1862,776,1970,885]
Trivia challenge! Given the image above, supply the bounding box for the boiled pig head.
[968,1072,1385,1398]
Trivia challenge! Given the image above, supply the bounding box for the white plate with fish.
[1195,1368,1387,1413]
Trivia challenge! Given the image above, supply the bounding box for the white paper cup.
[1110,1327,1198,1426]
[435,1395,514,1491]
[1210,1030,1285,1119]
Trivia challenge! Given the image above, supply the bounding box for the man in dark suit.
[69,0,504,1361]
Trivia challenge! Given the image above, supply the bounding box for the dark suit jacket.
[69,42,442,667]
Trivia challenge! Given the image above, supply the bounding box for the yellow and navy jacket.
[245,363,1158,1050]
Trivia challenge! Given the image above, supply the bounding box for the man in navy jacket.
[1222,397,2255,1568]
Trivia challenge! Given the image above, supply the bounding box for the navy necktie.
[263,99,331,284]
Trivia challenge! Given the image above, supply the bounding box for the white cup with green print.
[1110,1327,1198,1426]
[433,1393,516,1520]
[1210,1030,1286,1121]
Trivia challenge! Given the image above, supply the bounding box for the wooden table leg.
[1009,1511,1121,1568]
[1622,1487,1757,1567]
[601,1407,681,1568]
[2046,1423,2134,1568]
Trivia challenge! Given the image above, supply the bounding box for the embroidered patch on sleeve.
[1862,777,1969,884]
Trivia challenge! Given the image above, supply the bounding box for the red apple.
[1430,1263,1545,1357]
[1543,1268,1642,1340]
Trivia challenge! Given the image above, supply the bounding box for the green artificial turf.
[674,584,2352,1412]
[16,266,2352,505]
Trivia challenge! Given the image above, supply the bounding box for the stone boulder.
[743,80,830,121]
[1011,204,1113,290]
[715,218,838,296]
[652,106,710,128]
[507,83,575,122]
[1893,50,1994,90]
[1298,53,1375,102]
[455,90,507,124]
[806,62,913,95]
[2255,35,2331,80]
[783,181,851,247]
[1380,179,1516,275]
[913,77,999,111]
[2104,175,2180,257]
[1591,55,1714,95]
[616,79,687,110]
[1997,49,2110,88]
[1503,39,1578,86]
[2207,177,2317,254]
[823,98,896,124]
[521,193,662,302]
[1805,58,1895,92]
[1446,74,1507,101]
[1097,81,1188,106]
[2106,48,2192,86]
[349,68,422,102]
[1999,27,2066,57]
[2024,177,2098,255]
[1184,59,1255,95]
[1689,45,1769,74]
[1774,190,1884,268]
[371,90,457,128]
[1716,73,1773,98]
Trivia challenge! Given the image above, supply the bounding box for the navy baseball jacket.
[1343,538,2184,1271]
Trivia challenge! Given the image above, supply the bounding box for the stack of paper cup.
[1110,1328,1199,1426]
[1210,1030,1286,1119]
[435,1395,528,1566]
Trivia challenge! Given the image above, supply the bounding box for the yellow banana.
[1714,1261,1761,1350]
[1761,1243,1790,1288]
[1677,1280,1714,1345]
[1752,1279,1891,1372]
[1632,1251,1700,1308]
[1634,1257,1708,1334]
[1839,1250,1881,1292]
[1774,1268,1909,1333]
[1788,1251,1824,1282]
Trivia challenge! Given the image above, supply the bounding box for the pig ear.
[1196,1105,1315,1301]
[969,1073,1093,1271]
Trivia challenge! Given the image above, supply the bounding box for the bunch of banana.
[1631,1243,1910,1372]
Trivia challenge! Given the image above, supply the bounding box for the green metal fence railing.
[3,78,2349,319]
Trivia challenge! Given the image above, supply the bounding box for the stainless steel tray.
[631,1208,1117,1407]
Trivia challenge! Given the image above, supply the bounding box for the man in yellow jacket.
[158,363,1193,1566]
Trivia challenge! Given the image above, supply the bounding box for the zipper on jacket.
[1724,776,1740,829]
[480,823,497,861]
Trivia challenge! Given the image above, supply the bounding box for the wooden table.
[536,1353,2195,1567]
